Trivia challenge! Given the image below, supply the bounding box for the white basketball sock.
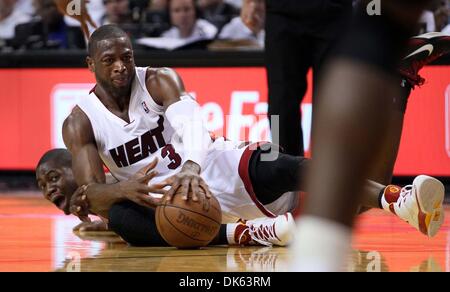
[226,223,240,245]
[290,216,352,272]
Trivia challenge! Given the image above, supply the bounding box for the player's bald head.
[37,149,72,170]
[88,25,130,57]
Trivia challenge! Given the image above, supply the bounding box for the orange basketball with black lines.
[156,188,222,249]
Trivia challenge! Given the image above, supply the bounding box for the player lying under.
[36,149,296,246]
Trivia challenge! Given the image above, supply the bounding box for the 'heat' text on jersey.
[109,116,166,168]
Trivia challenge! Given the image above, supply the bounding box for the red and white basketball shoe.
[234,213,296,246]
[382,175,445,237]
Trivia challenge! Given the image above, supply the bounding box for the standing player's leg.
[265,11,310,156]
[291,0,434,271]
[365,87,409,185]
[367,33,450,185]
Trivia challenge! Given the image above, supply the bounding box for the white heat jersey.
[77,67,183,184]
[77,66,297,222]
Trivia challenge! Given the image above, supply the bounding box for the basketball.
[156,188,222,249]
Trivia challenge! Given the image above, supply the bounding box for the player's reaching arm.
[241,0,265,34]
[146,68,213,202]
[62,107,163,219]
[54,0,97,38]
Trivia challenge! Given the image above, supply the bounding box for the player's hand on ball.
[157,162,213,202]
[54,0,97,38]
[119,158,164,208]
[130,157,159,181]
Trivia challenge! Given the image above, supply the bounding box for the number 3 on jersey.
[161,144,182,169]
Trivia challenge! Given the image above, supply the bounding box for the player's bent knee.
[108,202,135,244]
[108,201,169,247]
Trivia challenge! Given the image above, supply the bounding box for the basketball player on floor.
[61,25,446,248]
[61,24,300,246]
[35,149,293,246]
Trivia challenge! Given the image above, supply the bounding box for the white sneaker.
[236,213,296,246]
[390,175,445,237]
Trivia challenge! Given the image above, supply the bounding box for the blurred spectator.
[100,0,149,43]
[128,0,151,21]
[100,0,133,25]
[11,0,85,49]
[17,0,36,16]
[142,0,170,36]
[0,0,31,41]
[149,0,168,10]
[162,0,217,41]
[197,0,239,32]
[34,0,71,47]
[218,0,264,47]
[442,0,450,34]
[419,10,437,33]
[224,0,241,8]
[435,1,449,32]
[418,1,443,33]
[443,24,450,35]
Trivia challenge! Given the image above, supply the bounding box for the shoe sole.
[414,175,445,237]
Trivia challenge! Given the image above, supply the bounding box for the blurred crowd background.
[0,0,449,52]
[0,0,264,51]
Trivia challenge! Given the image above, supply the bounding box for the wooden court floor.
[0,192,449,272]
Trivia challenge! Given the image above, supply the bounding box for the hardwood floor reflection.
[0,193,448,272]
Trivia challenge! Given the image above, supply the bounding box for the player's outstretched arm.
[146,68,213,202]
[54,0,97,39]
[73,220,109,232]
[241,0,265,34]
